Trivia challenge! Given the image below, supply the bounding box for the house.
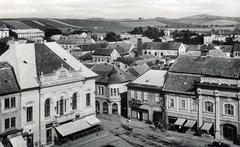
[106,41,135,56]
[0,24,9,39]
[56,34,96,52]
[141,42,186,58]
[92,48,121,63]
[0,41,99,147]
[3,20,44,39]
[163,50,240,143]
[232,43,240,58]
[91,63,135,116]
[0,62,25,147]
[127,69,167,123]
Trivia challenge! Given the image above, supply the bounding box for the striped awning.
[201,122,213,131]
[184,120,196,128]
[174,118,186,126]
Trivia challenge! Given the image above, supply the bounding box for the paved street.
[52,114,240,147]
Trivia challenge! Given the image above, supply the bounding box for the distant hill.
[0,14,239,33]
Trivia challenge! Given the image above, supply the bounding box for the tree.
[105,32,122,42]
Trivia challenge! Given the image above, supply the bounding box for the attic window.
[63,58,67,61]
[23,60,27,64]
[4,79,8,83]
[234,73,238,78]
[145,80,149,82]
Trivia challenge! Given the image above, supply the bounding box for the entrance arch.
[103,102,109,114]
[112,103,118,115]
[96,100,100,113]
[223,124,237,141]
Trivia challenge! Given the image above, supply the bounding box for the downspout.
[38,87,41,147]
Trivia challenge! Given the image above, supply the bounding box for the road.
[54,114,238,147]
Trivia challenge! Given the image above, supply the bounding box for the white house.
[0,41,99,147]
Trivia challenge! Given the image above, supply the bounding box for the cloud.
[0,0,239,18]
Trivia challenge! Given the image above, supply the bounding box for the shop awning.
[9,135,27,147]
[0,141,4,147]
[55,119,91,137]
[174,118,186,126]
[84,115,101,126]
[184,120,196,128]
[201,122,213,131]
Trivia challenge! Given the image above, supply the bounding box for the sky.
[0,0,239,19]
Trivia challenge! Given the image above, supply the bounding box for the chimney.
[200,44,209,57]
[137,38,143,56]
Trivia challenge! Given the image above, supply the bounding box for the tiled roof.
[129,69,167,89]
[0,62,19,95]
[35,44,74,76]
[185,45,201,51]
[199,44,216,50]
[163,72,200,94]
[128,64,149,77]
[92,63,135,84]
[170,55,240,79]
[233,43,240,51]
[92,48,115,56]
[0,42,97,89]
[142,42,182,50]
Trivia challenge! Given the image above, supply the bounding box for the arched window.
[112,103,118,115]
[205,101,213,112]
[45,99,50,117]
[103,102,108,114]
[72,93,78,110]
[224,104,234,115]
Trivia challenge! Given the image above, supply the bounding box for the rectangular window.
[98,86,101,95]
[110,89,113,96]
[155,93,160,103]
[4,98,10,109]
[56,101,59,114]
[180,99,186,109]
[114,89,117,96]
[117,88,119,95]
[170,98,175,107]
[192,99,198,111]
[11,97,16,108]
[5,118,10,130]
[137,91,141,100]
[27,107,33,122]
[86,93,91,106]
[64,99,67,112]
[130,90,134,98]
[143,92,148,102]
[101,87,104,95]
[11,117,16,128]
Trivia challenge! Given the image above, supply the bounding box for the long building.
[163,48,240,144]
[0,41,99,147]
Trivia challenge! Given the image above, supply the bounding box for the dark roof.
[185,45,201,51]
[115,47,129,56]
[232,27,240,35]
[200,44,215,51]
[92,48,115,56]
[163,72,200,94]
[92,63,135,84]
[169,55,240,79]
[0,62,20,95]
[35,44,74,76]
[233,43,240,52]
[142,42,182,50]
[76,42,108,51]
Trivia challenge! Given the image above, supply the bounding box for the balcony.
[129,98,144,106]
[54,111,75,124]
